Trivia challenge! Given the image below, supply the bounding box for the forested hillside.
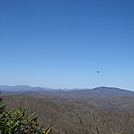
[2,95,134,134]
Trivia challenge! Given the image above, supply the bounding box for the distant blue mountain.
[0,85,134,98]
[0,85,43,91]
[0,85,72,91]
[0,85,72,92]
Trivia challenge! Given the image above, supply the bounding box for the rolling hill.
[0,85,134,98]
[1,85,134,133]
[1,95,134,134]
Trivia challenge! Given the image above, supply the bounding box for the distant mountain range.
[0,85,51,91]
[0,85,73,91]
[0,85,134,98]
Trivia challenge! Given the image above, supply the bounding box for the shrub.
[0,104,52,134]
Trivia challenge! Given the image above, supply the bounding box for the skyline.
[0,0,134,91]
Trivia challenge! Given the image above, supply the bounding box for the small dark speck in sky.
[97,71,100,73]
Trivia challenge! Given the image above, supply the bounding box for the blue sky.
[0,0,134,90]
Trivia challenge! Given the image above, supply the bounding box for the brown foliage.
[2,95,134,134]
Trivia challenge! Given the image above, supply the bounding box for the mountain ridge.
[0,85,134,98]
[0,85,132,91]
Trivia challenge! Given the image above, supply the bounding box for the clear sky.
[0,0,134,90]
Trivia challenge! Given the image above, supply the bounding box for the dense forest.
[1,95,134,134]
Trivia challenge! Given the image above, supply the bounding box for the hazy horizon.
[0,84,133,92]
[0,0,134,90]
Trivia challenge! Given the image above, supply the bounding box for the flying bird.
[97,71,100,73]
